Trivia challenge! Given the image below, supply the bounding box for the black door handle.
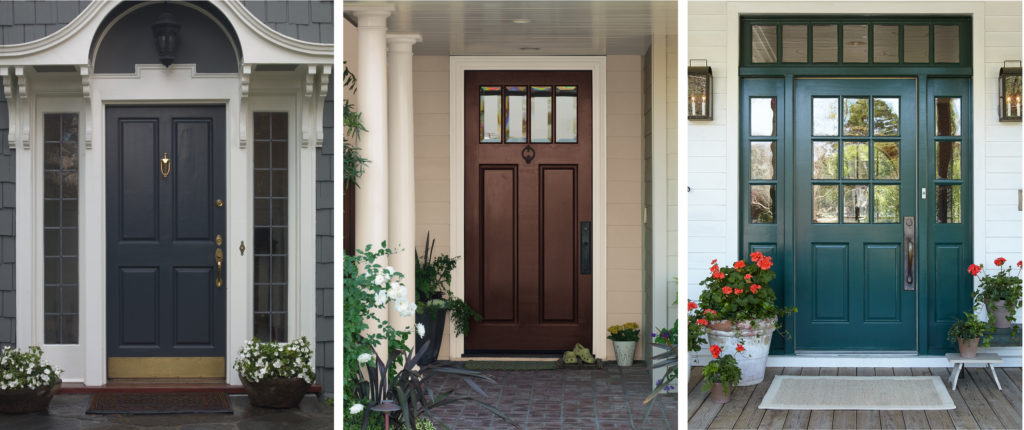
[581,221,591,275]
[904,216,915,291]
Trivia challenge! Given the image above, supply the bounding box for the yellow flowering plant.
[607,322,641,342]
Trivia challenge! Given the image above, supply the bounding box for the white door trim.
[448,56,608,359]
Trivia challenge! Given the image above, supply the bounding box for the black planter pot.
[416,307,449,366]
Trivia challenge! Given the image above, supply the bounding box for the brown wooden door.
[464,70,593,352]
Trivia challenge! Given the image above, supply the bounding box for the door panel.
[794,79,917,351]
[465,71,592,352]
[106,106,226,362]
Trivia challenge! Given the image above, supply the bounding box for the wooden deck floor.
[688,366,1023,429]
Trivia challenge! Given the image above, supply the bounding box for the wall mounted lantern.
[688,60,712,120]
[999,60,1022,122]
[152,11,181,67]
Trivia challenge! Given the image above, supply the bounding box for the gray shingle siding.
[0,77,14,348]
[315,80,334,397]
[244,1,333,44]
[0,1,90,45]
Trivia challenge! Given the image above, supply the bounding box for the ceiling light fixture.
[520,47,540,51]
[513,19,531,24]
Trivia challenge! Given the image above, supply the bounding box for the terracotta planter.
[0,380,61,414]
[957,337,980,358]
[710,382,733,404]
[239,372,311,409]
[612,341,637,367]
[986,300,1012,329]
[707,317,776,386]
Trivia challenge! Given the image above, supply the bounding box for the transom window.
[479,85,577,144]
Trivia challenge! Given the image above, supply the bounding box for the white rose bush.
[0,346,62,391]
[232,336,316,385]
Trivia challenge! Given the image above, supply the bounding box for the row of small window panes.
[480,85,577,144]
[811,97,900,137]
[811,140,900,181]
[252,113,288,343]
[752,23,959,64]
[812,183,900,224]
[43,113,78,345]
[254,312,287,343]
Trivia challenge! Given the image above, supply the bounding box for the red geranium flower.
[710,264,720,273]
[710,344,722,359]
[696,318,708,326]
[750,284,761,294]
[734,260,746,270]
[1018,260,1022,268]
[736,344,745,352]
[688,301,698,311]
[713,271,726,279]
[757,256,773,270]
[704,309,717,314]
[995,257,1007,267]
[968,264,981,276]
[750,252,764,262]
[722,286,733,295]
[734,289,744,295]
[711,259,718,265]
[744,274,753,282]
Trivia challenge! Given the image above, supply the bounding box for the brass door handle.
[160,152,171,179]
[215,248,224,288]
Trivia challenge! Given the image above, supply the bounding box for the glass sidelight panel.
[751,185,776,223]
[750,97,776,136]
[530,86,552,143]
[43,113,78,344]
[873,98,900,136]
[936,141,961,180]
[874,141,900,179]
[253,112,288,342]
[812,25,838,63]
[555,86,577,143]
[782,25,808,63]
[480,86,502,143]
[873,25,899,63]
[843,184,869,223]
[842,24,869,63]
[874,185,900,223]
[813,98,839,136]
[843,141,869,179]
[935,97,961,136]
[505,86,527,143]
[936,185,962,223]
[813,185,839,223]
[752,25,778,63]
[750,141,776,179]
[843,98,870,136]
[812,141,839,179]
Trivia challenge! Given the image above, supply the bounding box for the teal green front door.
[794,79,918,351]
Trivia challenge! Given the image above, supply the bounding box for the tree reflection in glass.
[873,98,900,136]
[751,185,776,223]
[874,141,900,179]
[813,185,839,223]
[813,141,839,179]
[843,141,869,179]
[844,185,869,223]
[813,98,839,136]
[843,98,869,136]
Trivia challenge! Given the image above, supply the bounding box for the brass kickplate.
[108,357,225,379]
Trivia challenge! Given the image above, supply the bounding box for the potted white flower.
[233,336,316,409]
[0,345,63,413]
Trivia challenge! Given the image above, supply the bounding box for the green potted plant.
[233,336,316,408]
[0,346,62,413]
[947,312,994,358]
[697,253,796,386]
[968,259,1022,333]
[701,347,742,404]
[607,322,640,366]
[415,232,481,365]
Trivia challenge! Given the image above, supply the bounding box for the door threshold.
[795,351,919,357]
[58,382,322,395]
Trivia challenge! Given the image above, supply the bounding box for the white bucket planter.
[612,341,637,367]
[707,317,776,386]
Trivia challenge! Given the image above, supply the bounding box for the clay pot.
[986,300,1012,329]
[0,380,61,414]
[710,382,733,404]
[707,317,776,386]
[239,372,311,409]
[957,337,980,358]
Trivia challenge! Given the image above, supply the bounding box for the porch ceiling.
[344,1,677,56]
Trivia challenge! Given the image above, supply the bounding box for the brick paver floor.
[424,362,678,429]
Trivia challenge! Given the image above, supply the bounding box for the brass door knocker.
[160,152,171,178]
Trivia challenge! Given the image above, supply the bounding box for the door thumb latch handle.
[215,248,224,288]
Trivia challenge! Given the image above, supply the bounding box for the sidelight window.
[43,113,79,344]
[748,97,778,223]
[253,112,289,342]
[935,97,963,223]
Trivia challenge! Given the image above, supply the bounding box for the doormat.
[759,376,954,410]
[464,361,559,371]
[87,392,234,414]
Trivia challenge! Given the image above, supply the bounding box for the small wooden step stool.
[945,353,1002,391]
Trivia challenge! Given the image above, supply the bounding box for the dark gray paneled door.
[106,106,226,358]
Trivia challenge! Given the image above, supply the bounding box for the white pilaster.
[386,33,422,351]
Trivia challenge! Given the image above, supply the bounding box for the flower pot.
[710,382,733,404]
[0,380,61,414]
[957,337,980,358]
[986,300,1012,329]
[707,317,776,386]
[415,307,449,366]
[612,340,637,367]
[238,372,311,409]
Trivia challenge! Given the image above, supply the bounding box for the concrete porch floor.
[0,393,333,429]
[425,361,678,429]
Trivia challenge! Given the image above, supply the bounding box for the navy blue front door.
[106,106,226,359]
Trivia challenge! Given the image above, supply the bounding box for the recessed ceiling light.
[520,47,540,51]
[513,19,531,24]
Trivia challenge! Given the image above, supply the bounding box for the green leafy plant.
[233,336,316,384]
[0,346,62,390]
[947,312,994,348]
[415,232,481,337]
[697,253,796,330]
[969,258,1023,334]
[607,323,641,342]
[700,353,742,395]
[343,62,370,188]
[643,319,678,420]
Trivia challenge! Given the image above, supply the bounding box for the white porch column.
[386,33,422,351]
[348,5,393,357]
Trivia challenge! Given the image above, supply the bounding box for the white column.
[386,33,422,352]
[348,5,393,358]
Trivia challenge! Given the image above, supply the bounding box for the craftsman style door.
[464,71,593,352]
[105,106,227,377]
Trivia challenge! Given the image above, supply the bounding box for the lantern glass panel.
[688,69,711,119]
[1000,70,1022,121]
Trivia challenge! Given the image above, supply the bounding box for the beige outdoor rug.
[759,376,955,410]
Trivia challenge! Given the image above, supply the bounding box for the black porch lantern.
[999,60,1022,122]
[151,11,181,67]
[688,59,712,120]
